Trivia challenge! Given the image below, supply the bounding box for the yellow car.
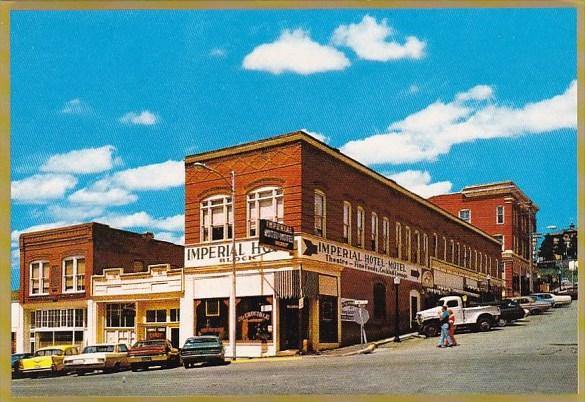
[19,345,80,377]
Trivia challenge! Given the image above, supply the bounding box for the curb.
[229,356,302,364]
[339,331,421,357]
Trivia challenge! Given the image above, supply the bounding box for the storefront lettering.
[237,311,271,322]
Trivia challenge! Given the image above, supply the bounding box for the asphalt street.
[12,302,577,396]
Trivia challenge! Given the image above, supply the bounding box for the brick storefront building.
[182,131,502,357]
[16,223,183,353]
[429,181,538,297]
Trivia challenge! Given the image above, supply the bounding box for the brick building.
[182,131,502,357]
[429,181,539,297]
[16,223,183,353]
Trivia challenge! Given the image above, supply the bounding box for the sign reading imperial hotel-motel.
[13,130,502,358]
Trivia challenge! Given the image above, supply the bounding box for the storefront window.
[170,308,180,322]
[236,296,272,342]
[319,295,338,343]
[106,303,135,328]
[196,298,229,340]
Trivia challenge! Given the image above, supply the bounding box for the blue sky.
[10,9,577,289]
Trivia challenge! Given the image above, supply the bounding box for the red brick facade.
[19,222,184,304]
[185,131,502,344]
[429,182,538,296]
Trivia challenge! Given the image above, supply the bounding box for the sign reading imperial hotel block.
[298,235,421,283]
[185,240,293,267]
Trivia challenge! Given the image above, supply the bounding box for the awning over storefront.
[274,270,319,299]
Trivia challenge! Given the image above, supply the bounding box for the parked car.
[510,296,551,315]
[531,292,572,307]
[127,339,180,371]
[552,285,578,300]
[12,353,33,378]
[415,295,501,337]
[488,299,526,326]
[64,343,130,375]
[18,345,79,377]
[529,293,557,307]
[180,336,225,368]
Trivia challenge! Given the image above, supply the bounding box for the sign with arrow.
[297,235,421,283]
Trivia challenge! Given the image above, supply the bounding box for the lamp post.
[193,162,237,361]
[393,277,401,343]
[486,275,491,301]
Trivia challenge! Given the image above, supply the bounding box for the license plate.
[142,357,152,361]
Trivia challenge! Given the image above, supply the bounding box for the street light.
[486,275,491,301]
[193,162,237,361]
[393,277,401,343]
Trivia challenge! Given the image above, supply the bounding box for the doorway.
[279,299,299,350]
[171,328,180,348]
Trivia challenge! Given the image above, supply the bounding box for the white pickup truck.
[415,296,501,337]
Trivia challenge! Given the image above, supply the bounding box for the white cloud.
[68,187,138,206]
[301,129,330,143]
[61,98,91,114]
[155,232,185,245]
[41,145,120,174]
[47,205,105,221]
[243,29,350,75]
[11,221,73,247]
[96,212,184,233]
[100,160,184,191]
[332,15,426,61]
[119,110,159,126]
[341,80,577,165]
[11,174,78,203]
[386,170,452,198]
[209,48,227,58]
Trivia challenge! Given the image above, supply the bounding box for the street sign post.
[258,219,295,251]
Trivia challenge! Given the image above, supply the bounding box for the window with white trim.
[463,245,468,267]
[382,218,390,254]
[423,233,428,266]
[405,226,411,262]
[371,212,379,252]
[30,261,50,295]
[247,187,283,237]
[456,243,461,266]
[314,190,326,237]
[62,257,85,293]
[433,233,438,258]
[474,250,478,271]
[343,202,352,244]
[442,236,447,260]
[201,194,233,242]
[496,206,504,224]
[479,252,483,272]
[356,207,365,248]
[395,222,402,259]
[458,209,471,223]
[450,240,455,263]
[414,231,420,264]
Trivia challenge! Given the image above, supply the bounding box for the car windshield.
[133,340,165,348]
[185,337,219,345]
[35,349,63,357]
[83,345,115,353]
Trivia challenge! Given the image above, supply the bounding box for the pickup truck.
[415,296,501,337]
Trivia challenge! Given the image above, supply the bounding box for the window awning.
[274,270,319,299]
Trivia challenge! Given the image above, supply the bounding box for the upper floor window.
[356,207,365,248]
[493,234,504,251]
[450,240,455,264]
[496,206,504,224]
[314,190,326,237]
[463,245,468,267]
[414,231,420,264]
[478,252,483,272]
[422,233,428,266]
[146,309,167,323]
[442,236,447,261]
[201,194,232,242]
[395,222,402,259]
[405,226,411,262]
[459,209,471,223]
[456,243,461,266]
[247,187,283,237]
[343,202,352,244]
[63,257,85,293]
[433,233,438,258]
[382,218,390,255]
[30,261,50,296]
[474,250,478,271]
[371,212,379,252]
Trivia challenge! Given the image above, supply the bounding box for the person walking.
[437,305,452,348]
[446,308,458,347]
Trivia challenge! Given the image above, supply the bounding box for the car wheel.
[497,318,507,327]
[477,317,492,332]
[423,323,440,337]
[131,364,140,372]
[184,362,192,369]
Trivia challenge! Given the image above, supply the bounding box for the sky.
[10,8,577,290]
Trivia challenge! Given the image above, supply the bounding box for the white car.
[531,292,572,307]
[64,343,130,375]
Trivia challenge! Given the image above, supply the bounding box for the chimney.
[142,232,154,240]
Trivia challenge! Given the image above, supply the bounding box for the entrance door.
[170,328,180,348]
[410,296,419,328]
[279,300,299,350]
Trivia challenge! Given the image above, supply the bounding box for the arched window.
[371,212,378,252]
[356,207,365,248]
[200,194,232,242]
[405,226,411,262]
[382,218,390,254]
[395,222,402,258]
[373,283,386,319]
[247,186,283,236]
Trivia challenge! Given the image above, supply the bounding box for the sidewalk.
[312,331,421,357]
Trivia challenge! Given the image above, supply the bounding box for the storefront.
[92,264,183,347]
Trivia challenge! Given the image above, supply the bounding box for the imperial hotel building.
[180,131,502,356]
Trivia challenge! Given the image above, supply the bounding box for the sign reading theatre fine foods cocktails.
[298,235,421,283]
